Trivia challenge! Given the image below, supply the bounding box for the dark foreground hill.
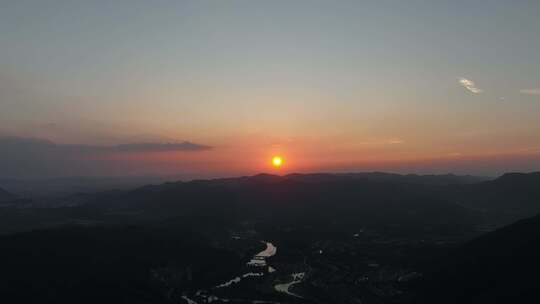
[416,212,540,304]
[0,223,247,304]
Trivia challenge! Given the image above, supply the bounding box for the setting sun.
[272,156,283,168]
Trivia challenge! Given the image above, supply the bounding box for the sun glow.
[272,156,283,168]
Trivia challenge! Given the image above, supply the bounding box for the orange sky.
[1,2,540,178]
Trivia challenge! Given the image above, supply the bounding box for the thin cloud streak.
[356,139,405,146]
[519,88,540,95]
[0,137,212,178]
[0,137,211,153]
[458,77,483,94]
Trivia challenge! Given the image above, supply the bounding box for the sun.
[272,156,283,168]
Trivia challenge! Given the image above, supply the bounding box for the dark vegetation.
[416,213,540,304]
[0,223,244,304]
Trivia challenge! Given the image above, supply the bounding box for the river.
[274,272,305,298]
[181,241,278,303]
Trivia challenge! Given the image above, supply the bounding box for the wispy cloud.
[115,142,211,152]
[0,137,211,153]
[458,77,483,94]
[519,88,540,95]
[357,139,404,146]
[0,137,212,178]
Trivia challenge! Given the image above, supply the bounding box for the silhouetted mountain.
[0,187,15,202]
[417,212,540,304]
[0,172,484,237]
[341,172,488,185]
[5,171,540,236]
[449,171,540,224]
[282,172,488,185]
[57,173,480,238]
[495,171,540,184]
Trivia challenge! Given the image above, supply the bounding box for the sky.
[1,0,540,178]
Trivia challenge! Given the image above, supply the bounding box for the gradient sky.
[1,0,540,178]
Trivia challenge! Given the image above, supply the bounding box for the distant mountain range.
[55,172,485,236]
[0,172,489,198]
[283,172,490,185]
[2,171,539,234]
[90,171,539,227]
[0,176,181,198]
[0,172,490,236]
[449,171,540,224]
